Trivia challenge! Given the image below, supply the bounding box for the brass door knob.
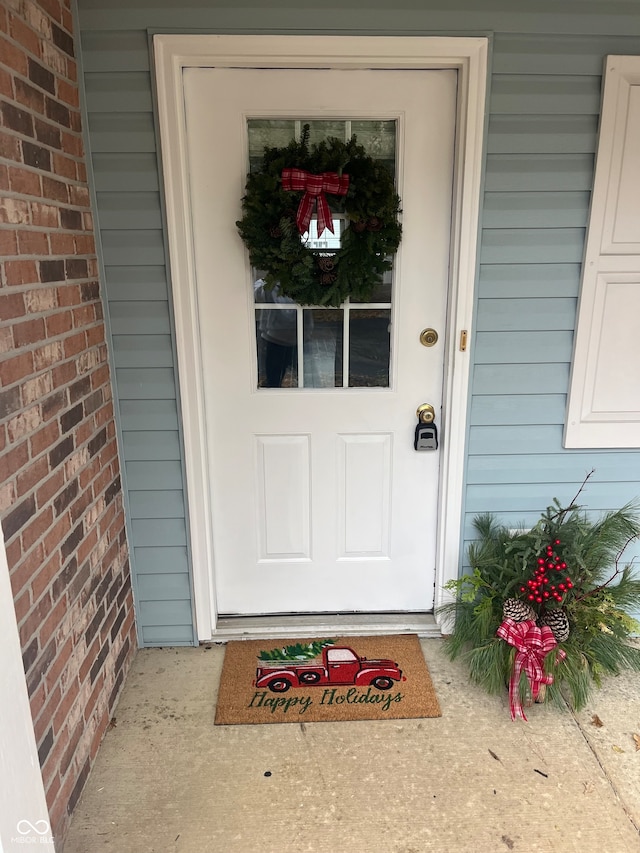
[416,403,435,424]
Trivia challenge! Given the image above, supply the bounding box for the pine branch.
[568,469,595,510]
[547,469,595,524]
[573,532,639,603]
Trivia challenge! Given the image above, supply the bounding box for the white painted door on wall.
[183,67,456,616]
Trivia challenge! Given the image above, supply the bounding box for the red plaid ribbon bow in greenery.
[497,618,566,721]
[281,168,350,236]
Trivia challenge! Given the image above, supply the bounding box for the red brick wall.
[0,0,136,844]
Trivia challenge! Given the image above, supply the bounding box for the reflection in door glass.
[255,305,298,388]
[248,120,296,172]
[350,269,392,305]
[349,310,391,388]
[351,120,396,178]
[303,310,343,388]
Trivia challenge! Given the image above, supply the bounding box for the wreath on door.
[236,125,402,307]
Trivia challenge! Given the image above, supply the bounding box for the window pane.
[248,120,295,171]
[305,120,347,145]
[255,309,298,388]
[350,269,392,304]
[351,120,396,179]
[303,309,343,388]
[351,120,396,157]
[349,310,391,387]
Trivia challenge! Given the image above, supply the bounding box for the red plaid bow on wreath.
[281,168,350,237]
[496,618,566,721]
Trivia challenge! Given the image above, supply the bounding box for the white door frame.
[154,35,488,641]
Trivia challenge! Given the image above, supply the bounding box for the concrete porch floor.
[62,639,640,853]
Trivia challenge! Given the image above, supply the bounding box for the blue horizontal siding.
[104,266,168,301]
[482,192,589,229]
[122,431,181,460]
[467,453,640,484]
[88,112,156,152]
[78,4,640,645]
[112,335,174,368]
[490,75,602,115]
[125,461,184,490]
[135,546,189,574]
[478,264,581,298]
[468,425,565,456]
[138,600,193,626]
[471,394,567,426]
[465,482,640,515]
[131,518,187,547]
[93,153,159,191]
[137,573,191,602]
[484,153,595,191]
[492,33,640,75]
[129,490,185,519]
[480,228,585,264]
[473,363,570,395]
[116,368,176,400]
[110,302,171,335]
[77,3,640,37]
[475,298,576,331]
[119,400,179,431]
[80,29,150,72]
[101,230,165,265]
[487,115,598,154]
[474,331,574,364]
[84,72,153,112]
[141,624,195,645]
[96,193,163,230]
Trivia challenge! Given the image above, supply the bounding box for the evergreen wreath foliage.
[440,472,640,712]
[236,125,402,307]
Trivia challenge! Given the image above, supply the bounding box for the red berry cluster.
[519,539,573,606]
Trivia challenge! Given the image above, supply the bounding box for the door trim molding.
[154,35,488,641]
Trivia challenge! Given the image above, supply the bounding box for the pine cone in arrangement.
[320,272,338,285]
[317,256,336,272]
[539,609,570,643]
[352,220,367,233]
[502,597,536,623]
[269,225,283,239]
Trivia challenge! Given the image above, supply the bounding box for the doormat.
[214,634,441,725]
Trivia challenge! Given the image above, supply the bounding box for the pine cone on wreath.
[320,272,338,285]
[317,256,336,272]
[502,597,536,623]
[538,608,570,643]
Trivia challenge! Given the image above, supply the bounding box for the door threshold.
[210,612,441,642]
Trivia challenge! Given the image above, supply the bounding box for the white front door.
[183,67,456,616]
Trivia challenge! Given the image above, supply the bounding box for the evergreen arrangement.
[441,473,640,713]
[257,640,335,662]
[236,125,402,307]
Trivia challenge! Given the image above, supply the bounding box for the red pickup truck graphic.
[255,645,404,693]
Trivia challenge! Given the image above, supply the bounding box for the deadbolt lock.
[420,328,438,347]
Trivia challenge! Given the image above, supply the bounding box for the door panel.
[183,67,456,615]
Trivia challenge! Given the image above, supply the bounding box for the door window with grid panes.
[249,120,396,389]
